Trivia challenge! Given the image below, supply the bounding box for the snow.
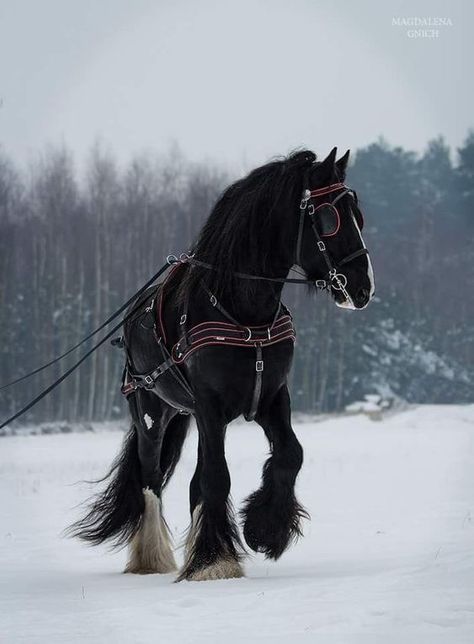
[1,405,474,642]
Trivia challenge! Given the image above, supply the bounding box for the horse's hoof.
[176,557,244,582]
[124,562,176,575]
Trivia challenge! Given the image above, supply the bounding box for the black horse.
[71,147,374,581]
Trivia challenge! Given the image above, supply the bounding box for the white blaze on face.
[351,213,375,299]
[335,214,374,310]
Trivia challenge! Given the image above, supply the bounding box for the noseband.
[295,182,369,301]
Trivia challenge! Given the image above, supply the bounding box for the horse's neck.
[217,251,292,325]
[217,229,293,325]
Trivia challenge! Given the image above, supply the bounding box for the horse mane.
[178,149,317,302]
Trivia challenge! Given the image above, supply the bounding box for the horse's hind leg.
[125,390,190,574]
[177,406,244,582]
[241,385,308,559]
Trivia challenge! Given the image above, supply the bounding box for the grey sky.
[0,0,472,172]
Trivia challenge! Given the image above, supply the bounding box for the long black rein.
[0,181,369,429]
[0,259,179,430]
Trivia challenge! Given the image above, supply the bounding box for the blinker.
[314,204,340,237]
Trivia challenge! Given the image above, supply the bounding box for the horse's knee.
[241,428,307,559]
[271,431,303,486]
[201,461,231,505]
[285,434,303,472]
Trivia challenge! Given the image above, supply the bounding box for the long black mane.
[179,149,317,301]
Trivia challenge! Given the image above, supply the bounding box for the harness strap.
[187,257,312,284]
[157,338,195,399]
[199,280,244,326]
[337,248,369,267]
[199,280,283,331]
[121,356,177,396]
[246,343,264,421]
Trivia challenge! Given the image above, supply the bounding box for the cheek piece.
[294,182,369,302]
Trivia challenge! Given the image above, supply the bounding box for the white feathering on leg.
[178,503,244,581]
[124,488,177,574]
[183,502,203,563]
[185,556,244,581]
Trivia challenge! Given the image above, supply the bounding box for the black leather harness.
[120,267,295,421]
[118,180,369,421]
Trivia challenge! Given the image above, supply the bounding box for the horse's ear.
[317,147,338,184]
[336,149,350,180]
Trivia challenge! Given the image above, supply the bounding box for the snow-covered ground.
[1,405,474,643]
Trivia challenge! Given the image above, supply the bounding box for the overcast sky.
[0,0,471,172]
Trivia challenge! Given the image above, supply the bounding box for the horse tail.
[67,425,144,547]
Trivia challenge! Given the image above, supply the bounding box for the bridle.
[180,179,370,305]
[295,181,369,302]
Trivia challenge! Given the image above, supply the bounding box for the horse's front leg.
[177,405,244,581]
[241,385,308,559]
[124,390,182,575]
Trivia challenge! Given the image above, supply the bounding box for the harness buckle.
[299,189,311,210]
[145,298,155,313]
[317,241,326,252]
[180,314,187,325]
[330,272,348,291]
[143,375,155,389]
[256,360,264,372]
[210,295,217,307]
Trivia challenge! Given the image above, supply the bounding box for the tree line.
[1,134,473,424]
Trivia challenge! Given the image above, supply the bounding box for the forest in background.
[1,133,473,424]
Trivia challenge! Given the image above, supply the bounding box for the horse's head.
[295,148,375,310]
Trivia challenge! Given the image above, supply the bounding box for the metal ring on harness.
[244,327,252,342]
[329,271,348,290]
[166,254,178,265]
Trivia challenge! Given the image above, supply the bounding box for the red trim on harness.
[121,381,137,396]
[183,318,293,345]
[172,315,295,364]
[183,315,292,336]
[314,202,341,237]
[172,333,296,364]
[309,182,345,198]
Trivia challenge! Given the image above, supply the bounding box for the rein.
[0,178,369,429]
[182,181,368,301]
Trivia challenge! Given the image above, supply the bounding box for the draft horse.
[71,147,374,581]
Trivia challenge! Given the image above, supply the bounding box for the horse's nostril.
[355,288,370,305]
